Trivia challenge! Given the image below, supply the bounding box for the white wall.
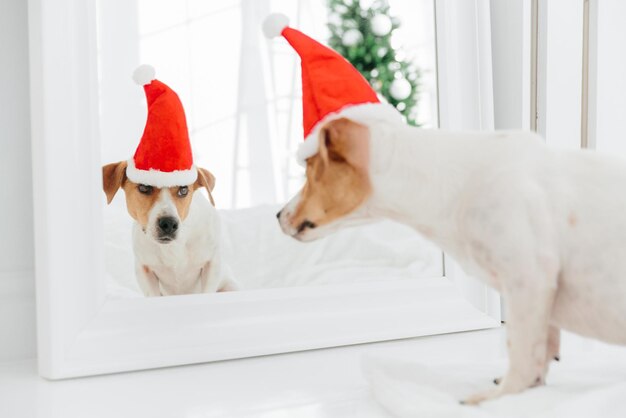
[591,0,626,156]
[491,0,585,150]
[538,0,584,149]
[0,0,37,362]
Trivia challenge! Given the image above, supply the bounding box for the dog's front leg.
[135,264,161,297]
[547,325,560,362]
[464,275,557,404]
[493,324,560,385]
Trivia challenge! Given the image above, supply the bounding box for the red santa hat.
[125,65,197,187]
[262,13,402,164]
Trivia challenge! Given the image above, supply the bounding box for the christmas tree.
[327,0,420,125]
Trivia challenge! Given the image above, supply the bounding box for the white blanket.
[363,356,626,418]
[219,205,442,289]
[103,200,443,296]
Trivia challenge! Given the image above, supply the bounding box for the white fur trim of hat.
[296,102,403,165]
[126,159,198,188]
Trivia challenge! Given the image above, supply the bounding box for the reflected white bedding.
[104,200,442,297]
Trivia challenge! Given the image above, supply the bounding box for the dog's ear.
[102,161,128,204]
[195,167,216,205]
[195,167,216,191]
[318,118,370,171]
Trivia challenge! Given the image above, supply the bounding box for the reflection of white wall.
[490,0,531,130]
[97,0,143,164]
[98,0,438,209]
[436,0,494,131]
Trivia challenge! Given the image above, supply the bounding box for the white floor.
[1,328,625,418]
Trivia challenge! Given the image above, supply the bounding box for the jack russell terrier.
[101,65,236,297]
[103,162,236,296]
[277,117,626,403]
[264,13,625,404]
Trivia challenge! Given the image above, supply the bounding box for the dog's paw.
[472,374,545,404]
[493,375,544,386]
[461,387,502,405]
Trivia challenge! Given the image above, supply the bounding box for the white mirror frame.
[29,0,500,379]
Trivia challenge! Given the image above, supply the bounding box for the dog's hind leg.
[217,265,239,292]
[199,257,236,293]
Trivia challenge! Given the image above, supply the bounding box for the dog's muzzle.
[296,220,317,234]
[277,211,317,240]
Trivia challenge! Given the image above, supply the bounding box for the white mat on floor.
[363,356,626,418]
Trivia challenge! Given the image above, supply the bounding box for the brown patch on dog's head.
[287,118,372,233]
[121,180,162,228]
[167,166,216,220]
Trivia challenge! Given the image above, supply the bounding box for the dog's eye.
[138,184,153,195]
[177,186,189,197]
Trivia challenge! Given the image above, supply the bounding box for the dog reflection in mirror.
[102,161,237,296]
[278,117,626,404]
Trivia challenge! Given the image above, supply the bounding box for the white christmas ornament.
[342,29,363,46]
[359,0,376,8]
[344,18,357,29]
[371,14,392,36]
[390,78,411,100]
[328,13,342,26]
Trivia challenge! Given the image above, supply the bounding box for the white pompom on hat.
[262,13,290,39]
[132,64,156,86]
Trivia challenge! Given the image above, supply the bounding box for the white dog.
[277,117,626,403]
[103,161,237,296]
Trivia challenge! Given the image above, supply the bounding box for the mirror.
[97,0,441,297]
[31,0,500,378]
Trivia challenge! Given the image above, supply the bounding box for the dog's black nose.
[276,210,282,219]
[157,216,179,235]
